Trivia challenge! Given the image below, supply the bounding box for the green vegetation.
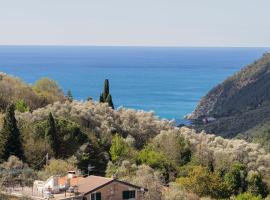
[99,79,114,109]
[46,112,59,157]
[0,73,64,112]
[0,73,270,199]
[15,99,29,113]
[0,104,24,161]
[189,53,270,139]
[236,192,263,200]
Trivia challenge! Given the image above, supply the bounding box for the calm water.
[0,46,268,122]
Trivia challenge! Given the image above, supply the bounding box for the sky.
[0,0,270,47]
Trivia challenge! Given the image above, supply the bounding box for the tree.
[110,134,130,163]
[46,113,60,158]
[106,94,114,109]
[99,79,114,109]
[33,77,64,103]
[152,130,191,166]
[39,158,76,179]
[0,104,24,161]
[66,90,73,102]
[224,163,248,195]
[15,99,29,113]
[176,165,231,198]
[76,140,109,176]
[247,171,269,198]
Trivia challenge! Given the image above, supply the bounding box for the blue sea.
[0,46,268,123]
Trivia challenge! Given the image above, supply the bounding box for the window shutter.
[91,193,95,200]
[96,192,101,200]
[123,191,129,199]
[130,191,135,198]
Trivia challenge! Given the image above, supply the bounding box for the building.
[33,176,60,194]
[33,173,147,200]
[78,175,147,200]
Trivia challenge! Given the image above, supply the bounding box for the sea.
[0,46,268,123]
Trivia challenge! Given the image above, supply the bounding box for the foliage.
[0,104,24,161]
[33,77,64,103]
[224,163,248,195]
[247,171,269,198]
[235,192,263,200]
[38,158,76,180]
[162,183,199,200]
[0,156,36,187]
[46,112,60,158]
[99,79,114,109]
[137,144,169,171]
[15,99,29,113]
[110,134,132,163]
[2,72,270,199]
[17,100,173,148]
[152,130,191,166]
[21,115,87,168]
[176,165,231,198]
[76,140,109,176]
[0,73,64,112]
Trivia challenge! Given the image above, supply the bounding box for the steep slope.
[188,53,270,137]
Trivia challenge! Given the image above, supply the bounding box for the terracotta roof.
[77,175,113,194]
[58,176,82,187]
[77,175,148,195]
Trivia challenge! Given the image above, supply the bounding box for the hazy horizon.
[1,0,270,47]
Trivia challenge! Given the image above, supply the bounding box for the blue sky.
[0,0,270,47]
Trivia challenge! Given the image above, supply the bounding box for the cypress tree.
[99,79,114,109]
[103,79,110,101]
[99,94,104,103]
[106,94,114,109]
[46,112,60,158]
[0,104,24,161]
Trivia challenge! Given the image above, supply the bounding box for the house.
[58,171,83,190]
[77,175,147,200]
[33,176,60,194]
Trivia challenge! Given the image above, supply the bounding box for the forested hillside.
[0,73,270,199]
[188,53,270,143]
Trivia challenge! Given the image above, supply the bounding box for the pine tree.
[0,104,24,161]
[46,112,60,158]
[99,79,114,109]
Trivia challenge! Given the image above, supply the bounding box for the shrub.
[235,192,263,200]
[110,134,132,163]
[224,163,248,195]
[247,171,269,198]
[15,99,29,113]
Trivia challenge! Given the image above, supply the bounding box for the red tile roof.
[77,175,113,194]
[58,176,82,187]
[77,175,148,195]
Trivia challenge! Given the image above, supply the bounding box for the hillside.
[1,73,270,199]
[188,53,270,138]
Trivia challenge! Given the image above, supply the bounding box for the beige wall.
[84,181,145,200]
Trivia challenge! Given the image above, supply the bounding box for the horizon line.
[0,44,270,49]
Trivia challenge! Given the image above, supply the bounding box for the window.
[91,192,101,200]
[123,190,136,200]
